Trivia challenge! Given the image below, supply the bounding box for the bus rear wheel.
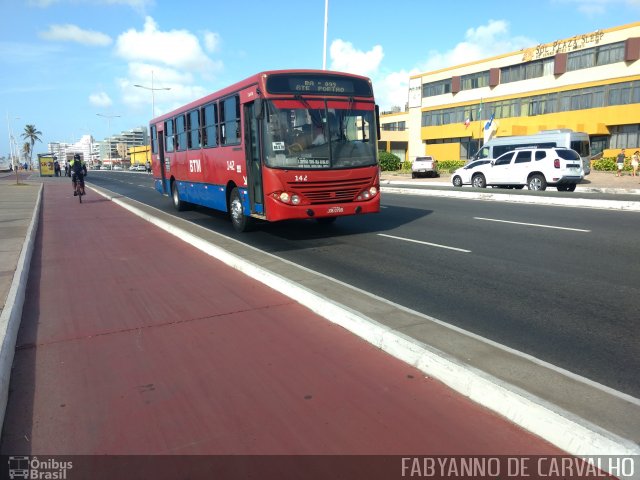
[171,181,187,211]
[229,187,253,232]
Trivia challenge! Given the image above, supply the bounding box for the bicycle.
[73,176,85,203]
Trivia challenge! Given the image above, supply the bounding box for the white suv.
[468,147,584,191]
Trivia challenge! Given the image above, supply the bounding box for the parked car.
[411,156,439,178]
[451,159,492,187]
[465,147,584,191]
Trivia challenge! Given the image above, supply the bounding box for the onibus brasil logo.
[8,456,72,479]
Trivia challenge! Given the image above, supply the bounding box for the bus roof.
[150,69,374,125]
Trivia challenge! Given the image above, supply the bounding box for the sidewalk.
[0,174,638,464]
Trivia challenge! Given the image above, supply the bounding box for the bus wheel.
[229,187,253,232]
[172,181,187,211]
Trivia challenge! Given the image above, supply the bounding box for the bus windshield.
[262,99,377,170]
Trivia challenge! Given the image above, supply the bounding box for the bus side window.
[221,95,240,146]
[176,115,186,151]
[151,125,158,154]
[202,103,218,148]
[187,109,201,149]
[165,119,175,153]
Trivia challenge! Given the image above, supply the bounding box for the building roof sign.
[523,30,605,62]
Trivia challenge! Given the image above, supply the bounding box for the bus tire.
[229,187,253,232]
[171,181,187,211]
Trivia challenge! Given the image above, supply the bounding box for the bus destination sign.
[266,74,373,97]
[290,78,353,94]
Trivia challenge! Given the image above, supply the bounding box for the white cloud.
[334,20,536,111]
[40,24,112,46]
[115,17,221,73]
[89,91,113,107]
[119,62,208,116]
[418,20,534,73]
[114,17,223,116]
[329,39,384,77]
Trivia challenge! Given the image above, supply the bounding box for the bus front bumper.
[263,196,380,222]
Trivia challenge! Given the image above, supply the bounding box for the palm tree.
[22,142,31,168]
[21,124,42,169]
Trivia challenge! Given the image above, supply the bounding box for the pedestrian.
[631,150,639,177]
[54,159,60,177]
[145,160,151,174]
[616,149,626,177]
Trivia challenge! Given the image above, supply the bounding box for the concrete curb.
[92,184,639,464]
[381,185,640,211]
[0,183,42,434]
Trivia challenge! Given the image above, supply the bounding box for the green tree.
[22,142,31,166]
[21,124,42,169]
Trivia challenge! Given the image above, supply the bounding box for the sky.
[1,0,640,157]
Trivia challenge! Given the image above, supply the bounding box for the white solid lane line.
[474,217,591,233]
[378,233,471,253]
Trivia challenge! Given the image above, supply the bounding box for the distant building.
[49,135,94,166]
[129,145,150,165]
[379,21,640,162]
[96,126,148,166]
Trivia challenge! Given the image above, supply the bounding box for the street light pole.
[323,0,329,70]
[6,113,20,183]
[96,113,120,169]
[134,70,171,119]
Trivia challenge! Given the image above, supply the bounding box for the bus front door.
[158,128,168,195]
[244,102,264,215]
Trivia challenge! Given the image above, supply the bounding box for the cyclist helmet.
[74,154,80,160]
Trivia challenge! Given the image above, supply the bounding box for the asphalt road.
[85,170,640,398]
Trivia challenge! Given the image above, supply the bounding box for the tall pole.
[151,70,155,119]
[7,113,20,183]
[97,113,120,168]
[134,70,170,120]
[322,0,328,70]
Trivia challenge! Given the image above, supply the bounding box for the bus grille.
[286,177,371,204]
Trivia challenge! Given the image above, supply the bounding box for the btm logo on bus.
[8,456,73,479]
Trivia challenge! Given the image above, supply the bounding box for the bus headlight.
[356,186,378,201]
[275,191,302,205]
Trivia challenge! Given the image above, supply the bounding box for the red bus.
[149,69,381,232]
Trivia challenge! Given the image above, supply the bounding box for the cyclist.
[69,154,86,196]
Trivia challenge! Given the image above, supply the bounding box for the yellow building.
[380,21,640,162]
[129,145,150,165]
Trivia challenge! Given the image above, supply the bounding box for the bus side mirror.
[255,98,263,120]
[375,104,381,140]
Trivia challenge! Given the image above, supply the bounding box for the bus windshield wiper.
[294,94,313,112]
